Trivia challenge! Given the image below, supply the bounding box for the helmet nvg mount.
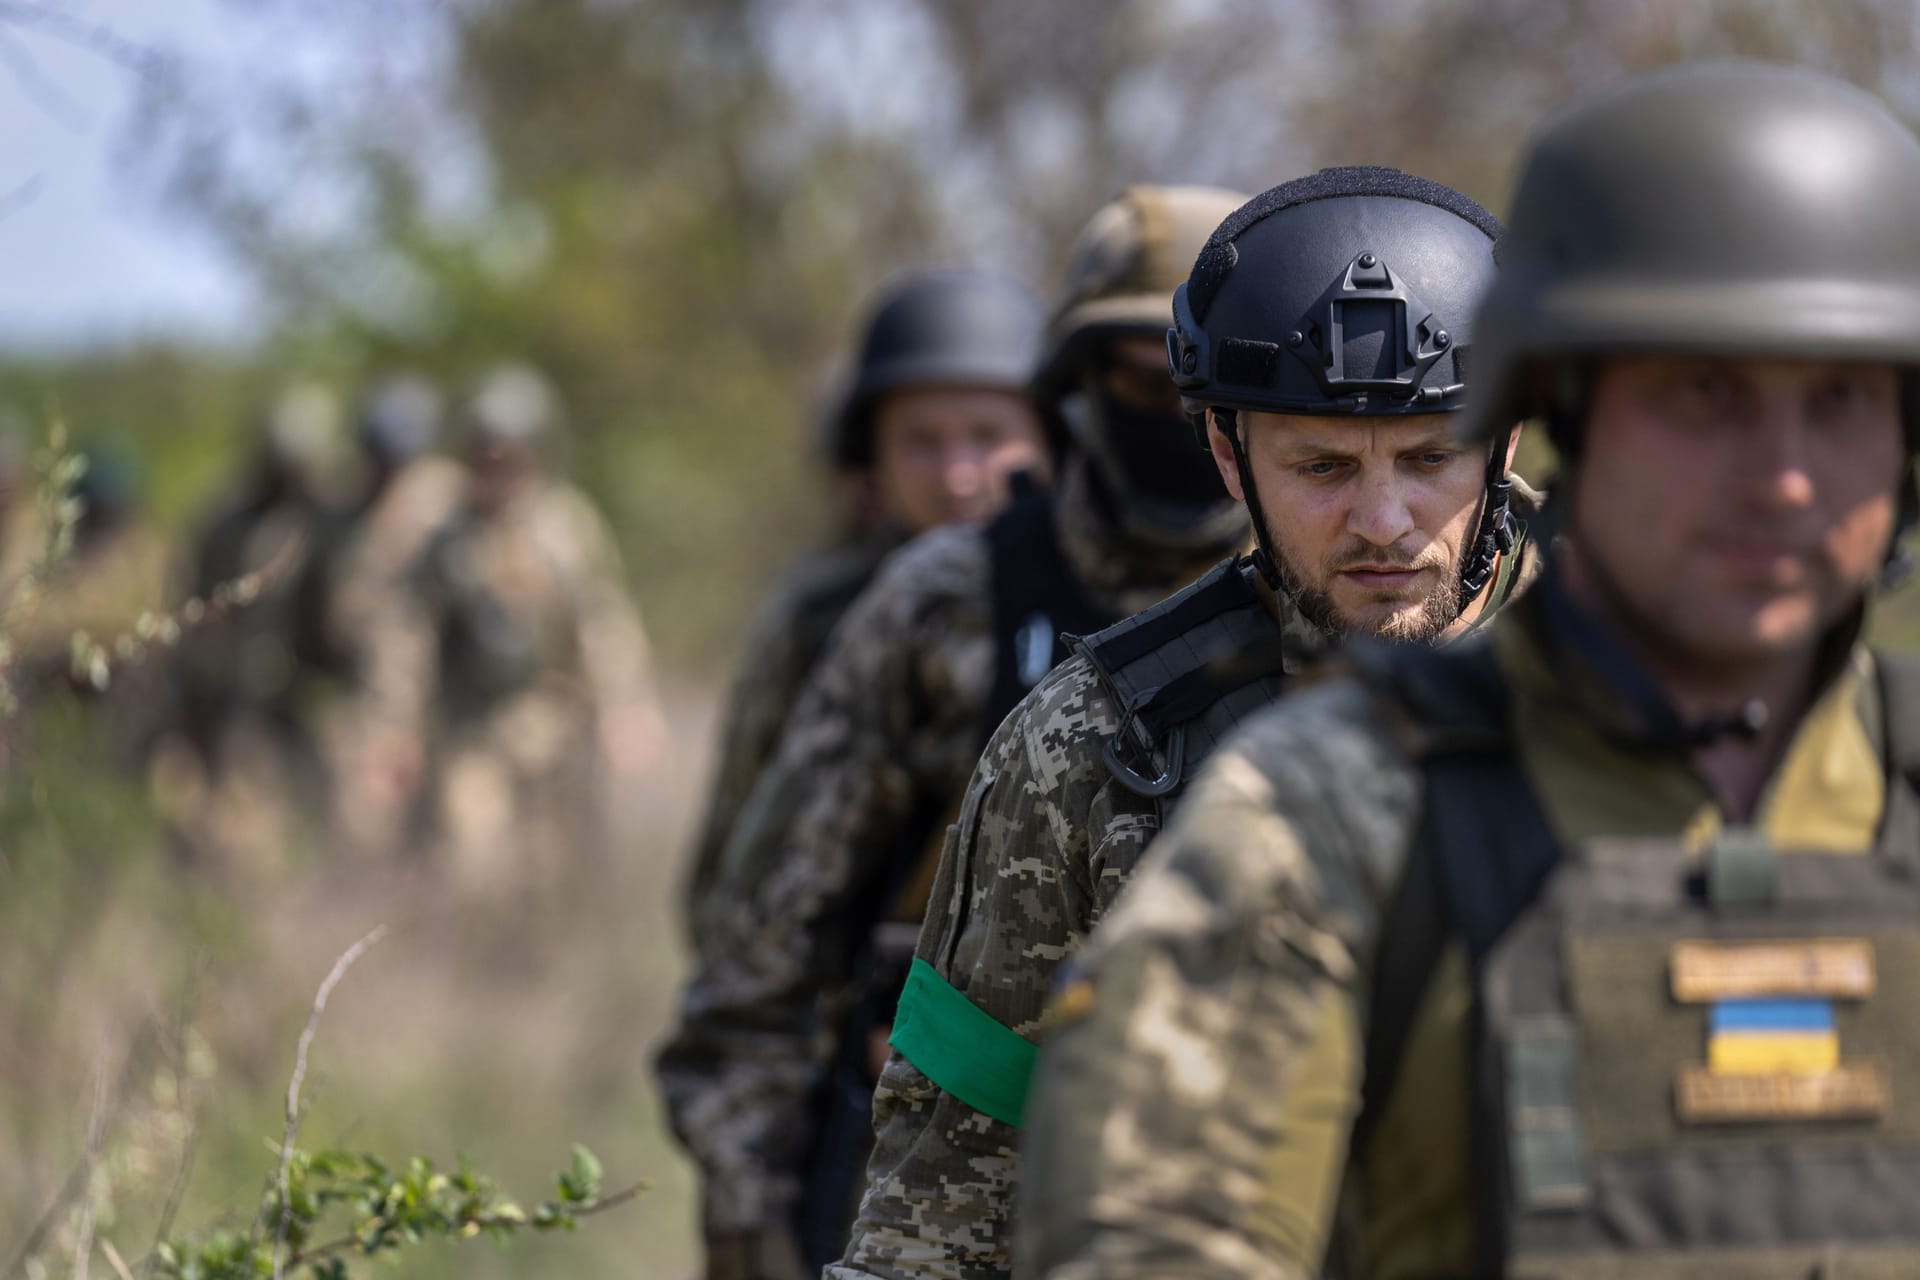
[1167,166,1513,601]
[1034,184,1251,550]
[829,267,1045,469]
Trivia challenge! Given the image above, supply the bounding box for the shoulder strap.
[1075,557,1286,799]
[1874,649,1920,783]
[1351,640,1559,1151]
[980,476,1119,744]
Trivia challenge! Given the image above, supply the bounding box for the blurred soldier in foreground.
[1022,62,1920,1279]
[167,384,341,865]
[835,168,1541,1280]
[658,187,1253,1280]
[302,374,465,859]
[683,269,1055,917]
[402,365,661,890]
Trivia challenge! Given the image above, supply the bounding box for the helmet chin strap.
[1218,406,1518,620]
[1458,425,1520,604]
[1214,408,1283,590]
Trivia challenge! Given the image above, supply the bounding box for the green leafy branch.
[145,927,645,1280]
[153,1145,645,1280]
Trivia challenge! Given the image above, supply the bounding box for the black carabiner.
[1102,714,1187,799]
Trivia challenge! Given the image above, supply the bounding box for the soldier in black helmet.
[830,167,1544,1280]
[1022,61,1920,1279]
[683,269,1055,917]
[658,186,1260,1280]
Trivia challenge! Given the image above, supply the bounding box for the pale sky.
[0,1,266,349]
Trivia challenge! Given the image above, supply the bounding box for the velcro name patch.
[1670,939,1875,1003]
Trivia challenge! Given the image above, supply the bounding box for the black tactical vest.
[1361,639,1920,1279]
[1073,555,1294,811]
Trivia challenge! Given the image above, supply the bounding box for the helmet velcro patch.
[1216,338,1282,389]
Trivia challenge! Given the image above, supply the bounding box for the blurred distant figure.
[176,383,339,755]
[682,268,1054,916]
[301,373,466,860]
[398,364,662,892]
[165,383,341,868]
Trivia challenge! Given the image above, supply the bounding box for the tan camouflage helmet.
[1029,184,1248,407]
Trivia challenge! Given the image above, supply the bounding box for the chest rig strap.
[980,474,1120,744]
[1075,555,1292,802]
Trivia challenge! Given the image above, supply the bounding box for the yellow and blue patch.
[1707,998,1838,1076]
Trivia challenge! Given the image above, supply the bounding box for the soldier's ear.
[1205,410,1247,503]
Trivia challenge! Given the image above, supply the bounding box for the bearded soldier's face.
[1573,356,1904,669]
[1209,410,1507,642]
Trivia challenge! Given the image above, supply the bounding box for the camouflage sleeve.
[1014,679,1424,1280]
[833,654,1159,1279]
[682,589,816,915]
[656,528,990,1237]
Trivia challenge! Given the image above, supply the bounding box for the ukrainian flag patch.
[1707,998,1839,1076]
[1671,939,1890,1125]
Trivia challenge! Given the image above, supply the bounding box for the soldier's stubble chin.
[1274,539,1460,644]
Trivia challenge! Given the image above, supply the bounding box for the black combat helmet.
[1460,60,1920,453]
[1034,184,1250,550]
[358,373,444,469]
[831,268,1045,468]
[1168,167,1513,597]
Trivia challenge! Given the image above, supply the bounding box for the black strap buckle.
[1102,699,1187,798]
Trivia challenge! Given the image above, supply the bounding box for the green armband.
[888,957,1037,1129]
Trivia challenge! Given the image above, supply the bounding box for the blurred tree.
[119,0,1920,663]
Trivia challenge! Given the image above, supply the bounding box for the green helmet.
[1033,184,1251,550]
[1031,185,1247,404]
[1461,59,1920,447]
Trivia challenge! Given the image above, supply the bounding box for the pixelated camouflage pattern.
[830,502,1541,1280]
[683,528,906,916]
[657,455,1224,1240]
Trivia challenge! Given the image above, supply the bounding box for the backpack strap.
[1349,639,1560,1151]
[979,474,1119,743]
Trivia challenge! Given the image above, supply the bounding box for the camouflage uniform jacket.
[1014,575,1895,1280]
[832,487,1542,1280]
[683,526,907,917]
[656,456,1225,1236]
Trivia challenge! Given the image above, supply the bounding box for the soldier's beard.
[1274,537,1461,644]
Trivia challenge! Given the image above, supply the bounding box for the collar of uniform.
[1052,452,1239,617]
[1492,577,1883,852]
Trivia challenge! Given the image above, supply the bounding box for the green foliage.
[148,1143,640,1279]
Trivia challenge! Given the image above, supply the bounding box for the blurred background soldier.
[167,383,342,868]
[657,186,1253,1280]
[404,363,663,893]
[682,268,1053,918]
[300,373,466,860]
